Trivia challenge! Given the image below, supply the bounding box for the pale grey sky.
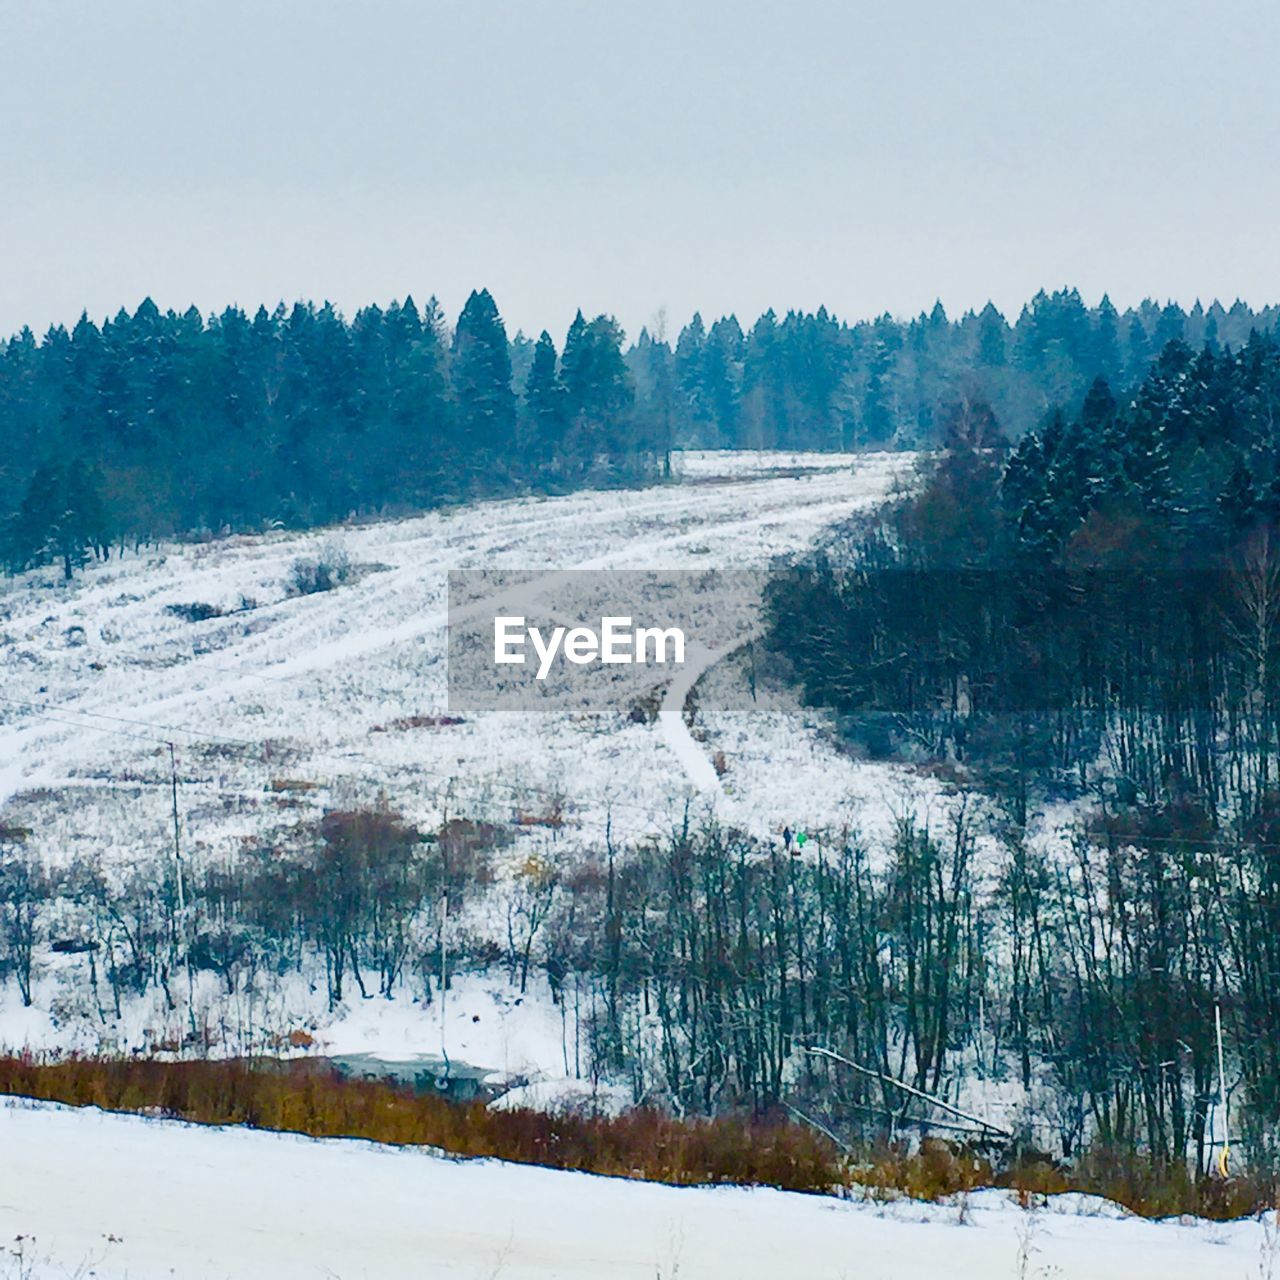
[3,0,1279,342]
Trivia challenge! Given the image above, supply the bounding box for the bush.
[0,1056,842,1194]
[165,601,225,622]
[288,542,352,595]
[1,1057,1273,1216]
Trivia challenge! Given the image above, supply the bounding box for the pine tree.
[561,313,634,476]
[1093,295,1122,380]
[630,326,675,474]
[451,289,516,468]
[1080,376,1117,433]
[976,302,1007,367]
[1125,314,1153,385]
[11,460,106,579]
[703,316,744,447]
[523,331,566,471]
[1220,459,1257,534]
[674,313,710,439]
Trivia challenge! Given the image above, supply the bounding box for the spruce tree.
[976,302,1007,367]
[451,289,516,468]
[561,313,634,476]
[524,331,566,472]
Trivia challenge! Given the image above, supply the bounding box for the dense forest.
[769,332,1280,817]
[4,287,1279,578]
[0,292,652,578]
[762,333,1280,1162]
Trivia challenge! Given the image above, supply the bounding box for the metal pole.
[1216,1001,1230,1177]
[804,1045,1013,1139]
[168,742,185,913]
[439,890,450,1078]
[168,742,196,1043]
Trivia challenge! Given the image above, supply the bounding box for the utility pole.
[169,743,184,912]
[804,1045,1013,1139]
[168,743,197,1044]
[439,888,450,1080]
[1215,1001,1230,1178]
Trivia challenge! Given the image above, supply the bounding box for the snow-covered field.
[1,1098,1268,1280]
[0,450,914,857]
[0,453,1250,1279]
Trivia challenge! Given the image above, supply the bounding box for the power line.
[0,694,263,749]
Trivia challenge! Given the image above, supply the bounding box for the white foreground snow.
[0,1099,1267,1280]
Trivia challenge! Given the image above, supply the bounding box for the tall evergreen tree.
[523,330,567,470]
[976,302,1007,367]
[451,288,516,467]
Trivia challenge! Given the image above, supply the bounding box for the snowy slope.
[2,450,960,1070]
[0,1099,1268,1280]
[0,451,914,865]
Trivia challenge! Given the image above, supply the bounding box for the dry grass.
[0,1056,841,1194]
[855,1137,1275,1221]
[370,714,466,732]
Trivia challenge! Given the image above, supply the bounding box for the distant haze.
[4,0,1279,340]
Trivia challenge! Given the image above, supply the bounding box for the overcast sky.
[3,0,1279,343]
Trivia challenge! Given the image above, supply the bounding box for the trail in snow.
[659,642,729,796]
[0,453,909,855]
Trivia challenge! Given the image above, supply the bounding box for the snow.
[0,452,940,1072]
[0,452,910,857]
[657,638,735,797]
[0,1098,1269,1280]
[670,448,872,479]
[0,964,577,1090]
[314,973,574,1082]
[0,450,1073,1094]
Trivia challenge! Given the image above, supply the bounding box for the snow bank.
[0,1099,1267,1280]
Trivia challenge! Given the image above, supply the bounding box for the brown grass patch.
[0,1056,840,1194]
[371,715,466,732]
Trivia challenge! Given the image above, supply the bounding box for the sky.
[2,0,1279,344]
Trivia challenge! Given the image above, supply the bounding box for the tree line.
[768,333,1280,820]
[6,288,1279,578]
[759,331,1280,1164]
[0,292,654,578]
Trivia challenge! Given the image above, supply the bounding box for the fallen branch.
[803,1045,1013,1139]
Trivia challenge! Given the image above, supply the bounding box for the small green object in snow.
[796,831,808,848]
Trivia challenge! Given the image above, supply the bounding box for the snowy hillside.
[2,450,975,1071]
[0,450,910,856]
[1,1099,1269,1280]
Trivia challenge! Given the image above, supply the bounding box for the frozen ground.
[0,1099,1269,1280]
[0,967,582,1084]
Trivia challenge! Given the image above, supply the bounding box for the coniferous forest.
[765,334,1280,1163]
[4,287,1278,579]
